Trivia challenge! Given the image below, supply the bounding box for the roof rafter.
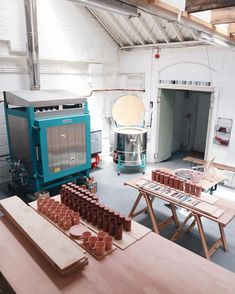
[137,16,158,43]
[122,17,145,45]
[151,16,170,43]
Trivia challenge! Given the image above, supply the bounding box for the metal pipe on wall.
[24,0,40,90]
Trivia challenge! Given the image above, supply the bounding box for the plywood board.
[200,193,218,204]
[28,202,116,260]
[125,221,151,240]
[0,196,87,274]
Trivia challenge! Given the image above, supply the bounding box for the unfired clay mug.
[104,236,113,251]
[97,231,107,241]
[81,231,92,243]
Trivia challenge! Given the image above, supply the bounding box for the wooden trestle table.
[124,177,235,260]
[1,216,235,294]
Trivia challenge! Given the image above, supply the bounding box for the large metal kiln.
[112,95,147,175]
[4,90,91,192]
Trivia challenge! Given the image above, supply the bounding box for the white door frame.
[155,85,218,162]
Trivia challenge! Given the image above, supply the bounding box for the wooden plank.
[28,201,116,260]
[29,196,137,250]
[2,217,235,294]
[185,0,235,13]
[0,196,87,274]
[228,23,235,33]
[211,7,235,24]
[183,156,235,172]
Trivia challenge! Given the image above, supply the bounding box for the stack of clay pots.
[60,183,132,240]
[37,196,80,230]
[151,169,202,197]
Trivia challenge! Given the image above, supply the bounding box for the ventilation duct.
[24,0,40,90]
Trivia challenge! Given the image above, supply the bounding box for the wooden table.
[1,216,235,294]
[125,177,235,260]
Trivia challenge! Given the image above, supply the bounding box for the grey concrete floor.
[0,151,235,273]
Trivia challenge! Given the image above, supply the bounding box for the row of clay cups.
[61,183,97,199]
[37,197,80,230]
[81,231,113,255]
[152,170,202,197]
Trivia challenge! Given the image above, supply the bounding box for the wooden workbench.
[125,177,235,260]
[1,216,235,294]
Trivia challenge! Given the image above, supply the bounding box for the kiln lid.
[112,94,145,126]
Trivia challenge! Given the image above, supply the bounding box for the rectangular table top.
[124,177,235,226]
[1,216,235,294]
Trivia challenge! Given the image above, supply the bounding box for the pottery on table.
[81,231,92,243]
[88,236,98,249]
[124,217,132,232]
[156,171,161,183]
[97,212,104,229]
[95,241,105,256]
[109,217,116,236]
[58,212,66,227]
[115,221,123,240]
[185,181,191,194]
[151,170,156,181]
[169,176,174,188]
[103,214,110,232]
[92,208,98,226]
[104,236,113,251]
[63,216,72,230]
[190,183,196,196]
[159,173,165,184]
[97,231,107,241]
[71,212,80,225]
[164,175,169,186]
[195,185,202,197]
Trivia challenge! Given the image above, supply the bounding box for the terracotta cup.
[151,170,156,181]
[195,185,202,197]
[37,198,44,210]
[45,204,52,216]
[156,171,161,183]
[71,212,80,225]
[95,241,105,256]
[103,214,110,232]
[115,221,123,240]
[164,175,169,186]
[40,203,48,214]
[159,172,165,184]
[169,176,174,188]
[57,203,64,210]
[109,217,116,236]
[53,209,62,223]
[88,236,98,249]
[81,231,92,243]
[97,231,107,241]
[190,183,196,196]
[65,209,74,217]
[58,212,65,227]
[185,181,191,194]
[104,236,113,251]
[178,179,185,191]
[38,199,47,211]
[124,217,132,232]
[49,206,57,219]
[63,216,72,230]
[48,199,55,205]
[174,178,179,190]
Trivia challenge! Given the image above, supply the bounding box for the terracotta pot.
[71,212,80,225]
[99,204,105,212]
[81,204,87,219]
[164,175,169,186]
[173,178,179,190]
[45,204,52,216]
[63,216,72,230]
[92,208,98,226]
[151,170,156,181]
[97,231,107,241]
[92,196,99,202]
[97,212,104,229]
[88,236,97,249]
[156,171,161,183]
[124,217,132,232]
[115,221,123,240]
[114,211,120,220]
[103,214,110,232]
[195,185,202,197]
[178,179,184,191]
[104,236,113,251]
[185,181,191,194]
[36,198,44,210]
[160,172,165,184]
[53,209,62,223]
[58,212,65,227]
[119,214,125,226]
[169,176,174,188]
[81,231,92,243]
[109,217,116,236]
[49,206,57,219]
[95,241,105,256]
[48,199,55,205]
[190,183,196,196]
[109,209,115,217]
[65,209,74,217]
[87,205,92,223]
[43,196,50,203]
[38,199,47,211]
[40,203,48,214]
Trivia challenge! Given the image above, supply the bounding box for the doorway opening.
[157,89,212,163]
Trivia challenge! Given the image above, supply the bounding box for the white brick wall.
[0,0,119,183]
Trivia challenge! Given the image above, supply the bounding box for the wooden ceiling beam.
[211,7,235,24]
[185,0,235,13]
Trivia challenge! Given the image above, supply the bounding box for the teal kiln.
[4,90,91,192]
